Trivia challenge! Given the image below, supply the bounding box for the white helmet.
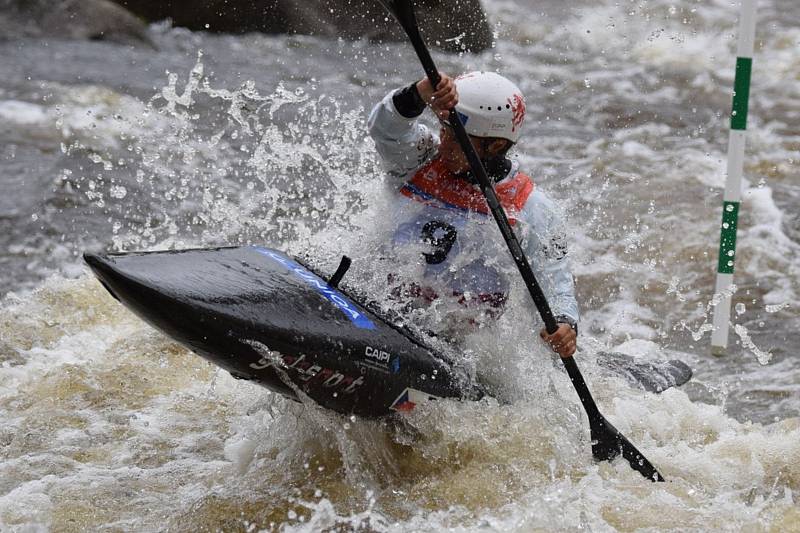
[453,71,526,144]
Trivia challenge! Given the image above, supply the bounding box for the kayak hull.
[85,245,481,417]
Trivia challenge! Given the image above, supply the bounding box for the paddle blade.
[597,351,693,393]
[591,415,665,482]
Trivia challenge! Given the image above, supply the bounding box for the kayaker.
[368,71,579,358]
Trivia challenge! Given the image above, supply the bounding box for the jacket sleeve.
[519,189,580,326]
[367,88,438,180]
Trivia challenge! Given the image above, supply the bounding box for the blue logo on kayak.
[253,247,376,330]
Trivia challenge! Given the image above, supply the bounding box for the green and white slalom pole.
[711,0,758,355]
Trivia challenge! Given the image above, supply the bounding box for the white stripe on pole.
[724,131,747,199]
[736,0,757,57]
[711,273,735,349]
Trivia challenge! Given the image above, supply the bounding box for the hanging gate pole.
[711,0,758,355]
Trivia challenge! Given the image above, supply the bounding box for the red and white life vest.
[399,158,534,224]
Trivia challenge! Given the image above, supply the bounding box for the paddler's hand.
[540,323,577,358]
[416,74,458,120]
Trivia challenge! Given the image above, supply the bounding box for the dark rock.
[112,0,492,53]
[0,0,152,45]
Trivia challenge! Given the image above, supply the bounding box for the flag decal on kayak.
[390,388,439,412]
[253,247,376,330]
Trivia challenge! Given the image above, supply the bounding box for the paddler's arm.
[367,75,455,179]
[520,190,580,358]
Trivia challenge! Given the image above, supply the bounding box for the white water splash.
[766,303,790,313]
[733,323,773,366]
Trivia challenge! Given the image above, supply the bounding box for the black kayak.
[84,245,483,417]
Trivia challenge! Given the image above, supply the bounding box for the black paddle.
[377,0,665,482]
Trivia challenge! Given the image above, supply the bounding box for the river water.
[1,0,798,531]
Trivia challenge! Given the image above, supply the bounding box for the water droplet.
[110,185,127,199]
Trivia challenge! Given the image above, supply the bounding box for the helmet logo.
[508,94,525,132]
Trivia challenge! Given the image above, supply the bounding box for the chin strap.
[456,155,512,184]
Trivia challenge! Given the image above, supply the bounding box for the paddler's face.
[438,123,486,174]
[438,123,508,174]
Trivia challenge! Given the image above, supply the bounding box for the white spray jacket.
[367,89,579,327]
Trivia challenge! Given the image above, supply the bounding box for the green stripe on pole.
[731,57,752,130]
[717,201,740,274]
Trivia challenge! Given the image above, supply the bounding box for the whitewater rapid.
[1,0,798,530]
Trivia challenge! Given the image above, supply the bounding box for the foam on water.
[1,278,798,530]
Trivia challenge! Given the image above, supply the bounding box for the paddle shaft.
[394,4,609,374]
[379,0,664,481]
[418,52,604,424]
[407,34,558,336]
[410,47,606,419]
